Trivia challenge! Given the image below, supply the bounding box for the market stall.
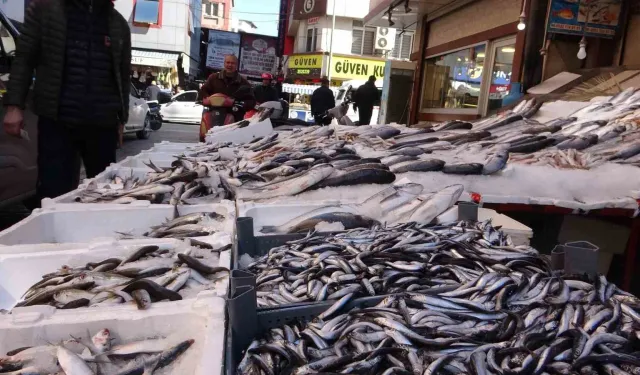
[0,87,639,374]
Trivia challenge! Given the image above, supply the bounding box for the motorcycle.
[199,86,256,142]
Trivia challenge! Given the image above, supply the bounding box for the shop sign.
[546,0,621,39]
[292,0,327,20]
[206,30,241,69]
[131,56,174,68]
[330,56,385,80]
[296,69,311,74]
[489,84,511,100]
[288,55,323,69]
[308,16,319,25]
[239,34,278,77]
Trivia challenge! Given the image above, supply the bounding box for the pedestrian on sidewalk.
[3,0,132,201]
[353,75,380,125]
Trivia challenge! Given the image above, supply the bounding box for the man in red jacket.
[199,55,255,141]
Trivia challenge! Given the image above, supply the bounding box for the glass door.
[481,36,517,116]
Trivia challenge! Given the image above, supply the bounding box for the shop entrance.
[482,36,516,115]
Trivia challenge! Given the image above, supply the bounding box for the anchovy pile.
[238,273,640,374]
[244,218,541,308]
[16,243,230,310]
[0,328,193,375]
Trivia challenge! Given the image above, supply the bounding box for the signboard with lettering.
[292,0,327,20]
[206,30,241,70]
[308,16,319,25]
[330,56,386,80]
[546,0,621,39]
[239,34,278,78]
[288,54,323,69]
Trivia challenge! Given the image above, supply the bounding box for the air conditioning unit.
[375,27,396,50]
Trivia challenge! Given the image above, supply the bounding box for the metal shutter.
[351,29,363,54]
[363,29,375,55]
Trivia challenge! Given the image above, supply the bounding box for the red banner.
[239,34,278,78]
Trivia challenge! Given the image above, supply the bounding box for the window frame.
[351,21,376,56]
[133,0,163,29]
[306,27,319,52]
[392,32,413,60]
[203,1,221,19]
[420,41,488,115]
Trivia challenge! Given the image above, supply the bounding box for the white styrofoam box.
[1,297,225,375]
[205,119,273,144]
[238,200,532,245]
[0,239,230,310]
[0,201,235,246]
[117,154,177,169]
[237,199,360,235]
[47,167,159,207]
[150,141,200,152]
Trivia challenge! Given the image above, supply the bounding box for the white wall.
[326,0,370,19]
[114,0,187,54]
[294,17,354,55]
[114,0,201,76]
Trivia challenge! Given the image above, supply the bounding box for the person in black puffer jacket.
[3,0,131,202]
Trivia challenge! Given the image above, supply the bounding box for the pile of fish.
[237,273,640,375]
[73,144,235,205]
[510,149,604,169]
[243,217,544,308]
[0,329,193,375]
[117,211,228,239]
[257,183,464,234]
[16,242,230,310]
[350,88,640,173]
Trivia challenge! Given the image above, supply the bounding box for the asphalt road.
[0,122,199,230]
[117,122,199,161]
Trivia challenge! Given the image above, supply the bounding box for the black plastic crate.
[233,216,335,270]
[225,283,386,375]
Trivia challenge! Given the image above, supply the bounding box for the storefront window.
[421,44,485,111]
[487,43,515,112]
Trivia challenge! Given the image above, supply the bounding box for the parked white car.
[125,82,153,139]
[159,91,203,124]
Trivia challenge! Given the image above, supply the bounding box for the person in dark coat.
[199,54,256,141]
[3,0,131,202]
[353,75,380,125]
[311,78,335,125]
[254,73,279,104]
[145,81,161,101]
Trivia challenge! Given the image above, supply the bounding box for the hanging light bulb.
[517,11,526,30]
[577,36,587,60]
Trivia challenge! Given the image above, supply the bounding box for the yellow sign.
[295,69,311,74]
[330,56,386,80]
[288,55,323,69]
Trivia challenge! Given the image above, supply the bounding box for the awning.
[282,84,339,96]
[131,50,180,68]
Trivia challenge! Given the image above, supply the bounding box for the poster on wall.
[239,34,278,78]
[206,30,241,70]
[546,0,621,39]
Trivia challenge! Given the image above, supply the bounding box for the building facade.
[114,0,202,88]
[201,0,232,31]
[284,0,414,85]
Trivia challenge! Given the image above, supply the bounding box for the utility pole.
[327,0,337,81]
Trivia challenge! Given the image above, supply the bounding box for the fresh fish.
[261,212,379,234]
[389,159,445,173]
[442,163,483,175]
[482,149,509,175]
[311,168,396,190]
